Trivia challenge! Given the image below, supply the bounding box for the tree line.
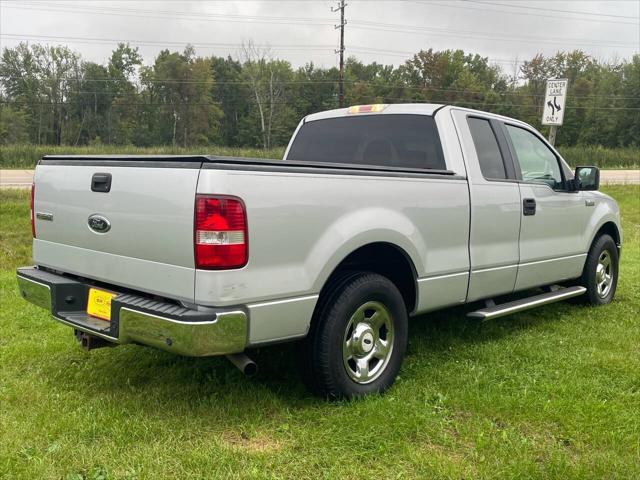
[1,42,638,149]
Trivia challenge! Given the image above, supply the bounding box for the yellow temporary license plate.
[86,288,116,321]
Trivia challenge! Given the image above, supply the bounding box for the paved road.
[1,170,35,188]
[1,168,639,188]
[598,170,640,185]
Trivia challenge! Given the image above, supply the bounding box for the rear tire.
[579,234,619,305]
[300,272,408,399]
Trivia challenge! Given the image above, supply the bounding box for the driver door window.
[505,124,563,190]
[504,123,586,291]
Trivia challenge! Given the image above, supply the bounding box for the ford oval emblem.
[88,214,111,234]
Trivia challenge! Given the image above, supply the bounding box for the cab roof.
[304,103,445,122]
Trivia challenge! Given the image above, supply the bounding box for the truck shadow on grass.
[40,288,585,410]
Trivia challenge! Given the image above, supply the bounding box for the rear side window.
[286,114,446,170]
[467,117,507,180]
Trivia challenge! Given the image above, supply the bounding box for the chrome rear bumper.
[16,267,247,356]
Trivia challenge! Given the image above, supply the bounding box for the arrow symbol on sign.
[553,96,561,112]
[547,100,555,115]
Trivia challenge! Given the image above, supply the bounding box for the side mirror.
[574,166,600,191]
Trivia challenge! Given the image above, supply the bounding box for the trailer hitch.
[74,330,114,351]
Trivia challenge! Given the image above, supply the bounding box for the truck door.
[500,123,587,290]
[451,110,522,301]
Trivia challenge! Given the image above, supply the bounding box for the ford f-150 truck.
[17,103,621,398]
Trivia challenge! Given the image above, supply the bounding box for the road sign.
[542,78,568,126]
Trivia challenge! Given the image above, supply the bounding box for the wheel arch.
[593,221,621,247]
[315,242,419,314]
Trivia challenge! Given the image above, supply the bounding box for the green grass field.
[0,143,638,169]
[1,186,639,479]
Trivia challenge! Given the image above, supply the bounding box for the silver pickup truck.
[17,103,622,398]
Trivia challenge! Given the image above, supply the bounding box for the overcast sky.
[1,0,638,73]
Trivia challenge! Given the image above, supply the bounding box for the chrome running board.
[467,286,587,320]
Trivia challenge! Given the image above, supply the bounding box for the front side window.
[286,114,446,170]
[505,124,563,189]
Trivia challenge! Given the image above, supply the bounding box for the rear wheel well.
[320,243,417,312]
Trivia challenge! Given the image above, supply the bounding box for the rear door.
[500,124,587,290]
[452,110,522,301]
[32,158,201,303]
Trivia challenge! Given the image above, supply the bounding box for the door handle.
[523,198,536,216]
[91,173,112,192]
[585,199,595,207]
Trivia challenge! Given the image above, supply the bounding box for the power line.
[3,33,634,67]
[460,0,640,21]
[5,84,636,101]
[1,1,335,25]
[348,47,520,65]
[406,0,640,26]
[3,71,639,102]
[4,0,637,46]
[3,99,639,112]
[0,33,527,67]
[0,34,336,52]
[2,37,637,102]
[348,20,638,49]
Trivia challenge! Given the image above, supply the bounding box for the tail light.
[194,195,248,269]
[30,183,36,238]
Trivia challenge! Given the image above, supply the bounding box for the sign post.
[541,78,568,146]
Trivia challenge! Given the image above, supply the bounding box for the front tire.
[301,272,408,399]
[580,234,619,305]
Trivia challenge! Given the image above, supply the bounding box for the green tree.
[108,43,142,145]
[238,42,298,149]
[617,54,640,146]
[1,41,637,149]
[211,56,250,147]
[140,46,222,146]
[0,104,29,145]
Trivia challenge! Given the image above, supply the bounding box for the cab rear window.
[286,114,446,170]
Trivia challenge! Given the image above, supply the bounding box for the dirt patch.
[220,431,283,454]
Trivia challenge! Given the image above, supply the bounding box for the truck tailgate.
[32,161,200,303]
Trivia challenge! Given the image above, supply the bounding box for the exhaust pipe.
[226,353,258,377]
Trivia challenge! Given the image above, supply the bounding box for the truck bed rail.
[41,154,459,177]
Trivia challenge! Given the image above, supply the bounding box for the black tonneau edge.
[40,155,207,169]
[206,156,458,177]
[40,154,460,178]
[42,155,209,161]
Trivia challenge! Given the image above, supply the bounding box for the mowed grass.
[0,186,639,479]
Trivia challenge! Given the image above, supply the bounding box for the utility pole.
[332,0,347,108]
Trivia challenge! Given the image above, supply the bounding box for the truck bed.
[33,154,470,345]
